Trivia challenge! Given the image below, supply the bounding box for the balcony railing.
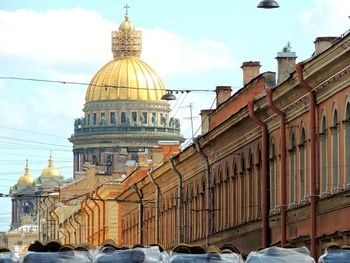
[72,124,181,137]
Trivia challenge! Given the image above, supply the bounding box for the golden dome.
[41,153,61,177]
[85,57,166,102]
[119,15,135,31]
[17,160,34,186]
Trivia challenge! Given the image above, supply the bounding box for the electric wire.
[0,136,70,148]
[0,76,215,93]
[0,126,68,139]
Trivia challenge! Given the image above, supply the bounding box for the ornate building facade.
[10,155,64,231]
[33,9,349,261]
[36,10,182,246]
[7,154,64,252]
[117,31,350,259]
[69,10,183,176]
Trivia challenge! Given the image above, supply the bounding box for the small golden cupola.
[41,152,61,177]
[118,5,135,32]
[17,159,34,186]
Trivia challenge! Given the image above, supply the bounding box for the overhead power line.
[0,136,70,148]
[0,152,69,159]
[0,126,68,139]
[0,76,215,93]
[0,166,72,175]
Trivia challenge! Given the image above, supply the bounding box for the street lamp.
[161,89,215,101]
[257,0,280,8]
[161,91,177,101]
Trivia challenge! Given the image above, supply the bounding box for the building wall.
[117,32,350,258]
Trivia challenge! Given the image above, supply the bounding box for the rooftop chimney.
[241,61,261,85]
[276,51,297,84]
[216,86,232,107]
[138,152,148,167]
[200,109,213,135]
[152,146,163,166]
[314,37,337,56]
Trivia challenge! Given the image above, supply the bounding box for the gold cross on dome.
[124,4,130,16]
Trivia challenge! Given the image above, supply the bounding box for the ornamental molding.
[84,100,169,111]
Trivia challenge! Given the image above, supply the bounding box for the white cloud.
[0,86,84,136]
[0,8,114,80]
[142,28,237,76]
[0,8,237,80]
[300,0,350,37]
[0,101,27,129]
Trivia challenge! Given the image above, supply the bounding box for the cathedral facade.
[34,9,183,246]
[69,10,183,176]
[10,155,64,231]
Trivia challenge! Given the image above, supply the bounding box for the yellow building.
[5,217,38,256]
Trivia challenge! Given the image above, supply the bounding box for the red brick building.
[118,31,350,259]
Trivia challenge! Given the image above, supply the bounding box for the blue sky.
[0,0,349,231]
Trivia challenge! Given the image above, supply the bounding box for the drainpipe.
[81,200,90,243]
[91,191,101,245]
[85,200,95,245]
[266,88,287,247]
[295,63,317,259]
[73,213,82,244]
[95,190,106,242]
[51,210,65,242]
[169,156,183,243]
[69,216,77,245]
[193,136,211,248]
[131,183,143,244]
[42,197,49,243]
[37,205,42,241]
[248,100,270,248]
[46,197,55,240]
[148,169,160,244]
[64,220,71,244]
[48,209,57,240]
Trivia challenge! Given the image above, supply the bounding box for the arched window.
[257,148,262,218]
[248,151,254,220]
[232,161,238,225]
[121,112,127,124]
[240,154,246,223]
[106,154,113,173]
[183,189,188,243]
[299,128,307,201]
[332,109,339,191]
[289,133,296,204]
[194,185,199,240]
[211,175,216,234]
[320,115,328,194]
[345,102,350,187]
[201,180,206,238]
[225,165,230,228]
[92,155,99,166]
[270,141,277,209]
[217,168,223,231]
[189,188,193,241]
[23,201,34,215]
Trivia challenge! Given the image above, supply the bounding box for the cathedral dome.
[41,153,61,177]
[85,57,166,102]
[17,160,34,186]
[119,16,135,31]
[85,9,167,103]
